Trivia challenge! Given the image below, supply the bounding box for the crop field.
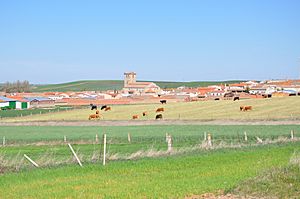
[0,142,299,198]
[0,124,298,167]
[0,125,299,143]
[1,125,300,198]
[2,97,300,122]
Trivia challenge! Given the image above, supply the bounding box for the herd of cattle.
[88,100,253,120]
[88,100,167,120]
[88,104,112,120]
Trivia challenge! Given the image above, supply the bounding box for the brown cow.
[242,106,252,111]
[142,111,148,116]
[156,108,164,112]
[89,114,100,120]
[89,110,102,120]
[132,115,139,119]
[104,107,111,111]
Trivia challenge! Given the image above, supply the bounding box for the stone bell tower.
[124,72,136,87]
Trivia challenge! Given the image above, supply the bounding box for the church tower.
[124,72,137,87]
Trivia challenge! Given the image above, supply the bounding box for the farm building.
[123,72,161,95]
[24,97,55,108]
[0,96,29,109]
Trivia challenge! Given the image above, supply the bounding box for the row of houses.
[0,96,55,110]
[1,72,300,109]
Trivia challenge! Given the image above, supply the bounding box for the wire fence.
[0,130,298,173]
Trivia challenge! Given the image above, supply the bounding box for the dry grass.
[2,97,300,122]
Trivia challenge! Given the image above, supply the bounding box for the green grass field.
[1,125,300,198]
[0,143,299,198]
[3,96,300,122]
[232,152,300,198]
[0,106,75,118]
[0,125,298,169]
[0,125,298,143]
[31,80,243,92]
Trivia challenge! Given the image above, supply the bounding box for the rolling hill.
[31,80,243,92]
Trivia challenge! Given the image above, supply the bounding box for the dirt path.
[1,119,300,126]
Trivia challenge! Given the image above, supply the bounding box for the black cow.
[101,105,107,110]
[90,104,97,110]
[155,114,163,120]
[233,97,240,101]
[160,100,167,104]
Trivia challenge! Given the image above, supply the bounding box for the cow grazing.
[240,106,244,111]
[160,100,167,104]
[104,107,111,111]
[142,111,148,116]
[132,115,139,119]
[89,110,102,120]
[233,97,239,101]
[90,104,97,110]
[156,108,164,112]
[243,106,252,111]
[155,114,163,120]
[101,105,107,110]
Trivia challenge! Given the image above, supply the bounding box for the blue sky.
[1,0,300,83]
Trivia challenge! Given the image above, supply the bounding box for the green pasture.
[0,143,299,198]
[2,96,300,122]
[0,125,299,172]
[0,125,298,143]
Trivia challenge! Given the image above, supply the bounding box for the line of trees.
[1,80,31,93]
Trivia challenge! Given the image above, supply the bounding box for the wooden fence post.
[64,135,67,143]
[167,134,172,152]
[204,132,207,141]
[2,136,5,146]
[256,136,263,143]
[68,144,83,167]
[244,132,248,142]
[103,134,107,166]
[291,130,294,140]
[165,133,169,142]
[24,154,39,167]
[95,134,99,143]
[207,133,212,147]
[128,133,131,143]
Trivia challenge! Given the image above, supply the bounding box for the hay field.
[3,97,300,122]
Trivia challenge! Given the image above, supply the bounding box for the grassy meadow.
[0,142,299,198]
[1,96,300,122]
[0,125,298,143]
[0,124,298,170]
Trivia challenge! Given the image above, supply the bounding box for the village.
[1,72,300,110]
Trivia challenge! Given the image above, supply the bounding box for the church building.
[122,72,161,95]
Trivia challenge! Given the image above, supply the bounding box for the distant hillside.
[31,80,243,92]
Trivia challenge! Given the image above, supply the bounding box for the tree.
[0,80,31,93]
